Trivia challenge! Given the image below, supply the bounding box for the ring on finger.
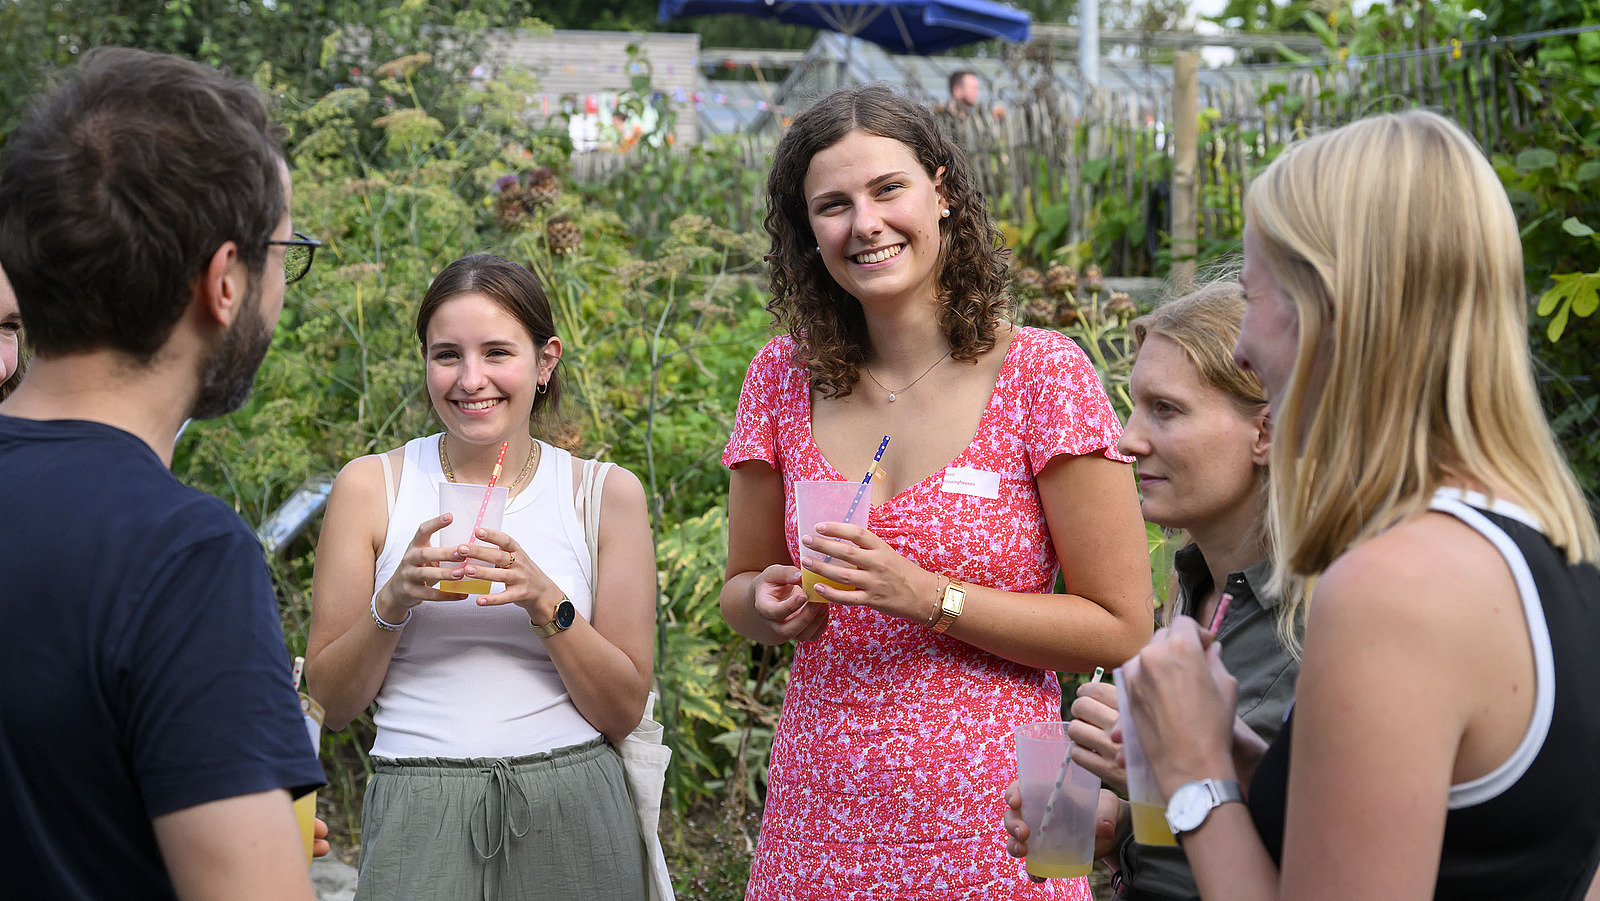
[507,552,515,568]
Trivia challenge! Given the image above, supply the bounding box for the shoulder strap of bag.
[579,458,612,591]
[378,450,397,518]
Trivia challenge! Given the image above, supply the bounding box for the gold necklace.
[438,433,540,494]
[862,349,953,402]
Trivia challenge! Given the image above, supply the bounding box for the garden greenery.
[4,3,1595,894]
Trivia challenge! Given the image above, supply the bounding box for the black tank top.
[1247,492,1600,899]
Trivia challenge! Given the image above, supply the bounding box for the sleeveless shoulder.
[722,334,801,469]
[1007,326,1131,474]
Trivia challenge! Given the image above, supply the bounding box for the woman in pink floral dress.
[721,85,1154,900]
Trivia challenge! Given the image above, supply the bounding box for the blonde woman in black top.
[1116,111,1600,899]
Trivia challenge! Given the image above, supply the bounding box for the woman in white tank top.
[305,254,657,900]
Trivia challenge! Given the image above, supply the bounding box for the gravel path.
[312,857,358,901]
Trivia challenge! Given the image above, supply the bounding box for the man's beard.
[188,278,274,420]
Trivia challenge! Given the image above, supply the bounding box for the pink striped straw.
[468,441,510,541]
[1208,592,1234,634]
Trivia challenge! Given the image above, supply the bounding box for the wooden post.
[1172,51,1199,294]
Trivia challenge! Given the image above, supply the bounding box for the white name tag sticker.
[941,467,1001,499]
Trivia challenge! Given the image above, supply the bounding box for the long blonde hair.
[1247,110,1600,611]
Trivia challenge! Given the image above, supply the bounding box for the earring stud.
[940,208,951,219]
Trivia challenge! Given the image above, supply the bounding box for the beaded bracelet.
[371,595,411,632]
[927,574,951,627]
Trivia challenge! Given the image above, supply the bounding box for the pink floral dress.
[723,327,1129,901]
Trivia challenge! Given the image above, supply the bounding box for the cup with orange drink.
[294,692,325,864]
[1013,721,1101,878]
[437,482,508,595]
[1114,666,1178,846]
[794,480,872,603]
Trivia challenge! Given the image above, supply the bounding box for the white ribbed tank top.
[368,434,600,759]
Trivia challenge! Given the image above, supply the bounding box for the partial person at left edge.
[0,264,26,400]
[0,47,326,900]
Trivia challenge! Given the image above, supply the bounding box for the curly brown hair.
[764,84,1012,399]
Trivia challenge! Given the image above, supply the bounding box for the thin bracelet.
[927,574,951,627]
[371,595,411,632]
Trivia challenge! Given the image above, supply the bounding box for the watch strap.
[1166,778,1244,835]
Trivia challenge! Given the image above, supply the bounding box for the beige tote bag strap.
[578,458,612,592]
[377,450,397,519]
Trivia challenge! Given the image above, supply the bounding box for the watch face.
[1165,782,1210,834]
[554,599,576,630]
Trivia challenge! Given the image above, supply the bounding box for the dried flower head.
[1083,264,1105,293]
[1044,263,1077,297]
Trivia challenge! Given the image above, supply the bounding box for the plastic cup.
[1014,722,1101,879]
[437,482,509,595]
[295,693,325,865]
[1115,666,1177,846]
[793,480,872,603]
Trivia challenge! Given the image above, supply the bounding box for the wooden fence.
[945,82,1173,275]
[1187,42,1537,263]
[571,39,1540,278]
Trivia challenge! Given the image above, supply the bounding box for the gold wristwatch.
[531,598,576,638]
[930,579,966,634]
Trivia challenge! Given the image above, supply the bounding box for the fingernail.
[458,546,470,556]
[442,513,452,522]
[477,528,488,538]
[464,567,476,576]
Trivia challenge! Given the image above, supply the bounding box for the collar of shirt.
[1172,542,1282,616]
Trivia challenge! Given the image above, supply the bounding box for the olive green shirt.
[1114,544,1300,901]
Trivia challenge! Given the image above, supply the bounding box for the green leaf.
[1538,273,1579,317]
[1562,217,1596,237]
[1547,302,1570,342]
[1515,148,1559,173]
[1574,278,1600,319]
[1578,161,1600,183]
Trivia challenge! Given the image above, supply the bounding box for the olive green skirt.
[355,737,647,901]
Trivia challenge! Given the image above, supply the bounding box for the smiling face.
[803,130,948,314]
[423,292,550,444]
[1120,333,1268,535]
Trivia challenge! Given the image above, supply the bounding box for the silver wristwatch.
[1164,778,1244,835]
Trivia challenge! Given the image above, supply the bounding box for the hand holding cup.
[1065,680,1126,792]
[750,564,828,642]
[375,514,471,620]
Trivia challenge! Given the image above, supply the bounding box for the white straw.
[1038,666,1104,834]
[292,656,305,692]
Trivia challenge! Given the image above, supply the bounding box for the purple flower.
[495,174,519,193]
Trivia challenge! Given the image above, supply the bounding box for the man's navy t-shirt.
[0,415,325,898]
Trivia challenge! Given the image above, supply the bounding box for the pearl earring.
[816,245,821,252]
[940,208,951,219]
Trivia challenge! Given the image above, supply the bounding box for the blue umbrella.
[658,0,1030,55]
